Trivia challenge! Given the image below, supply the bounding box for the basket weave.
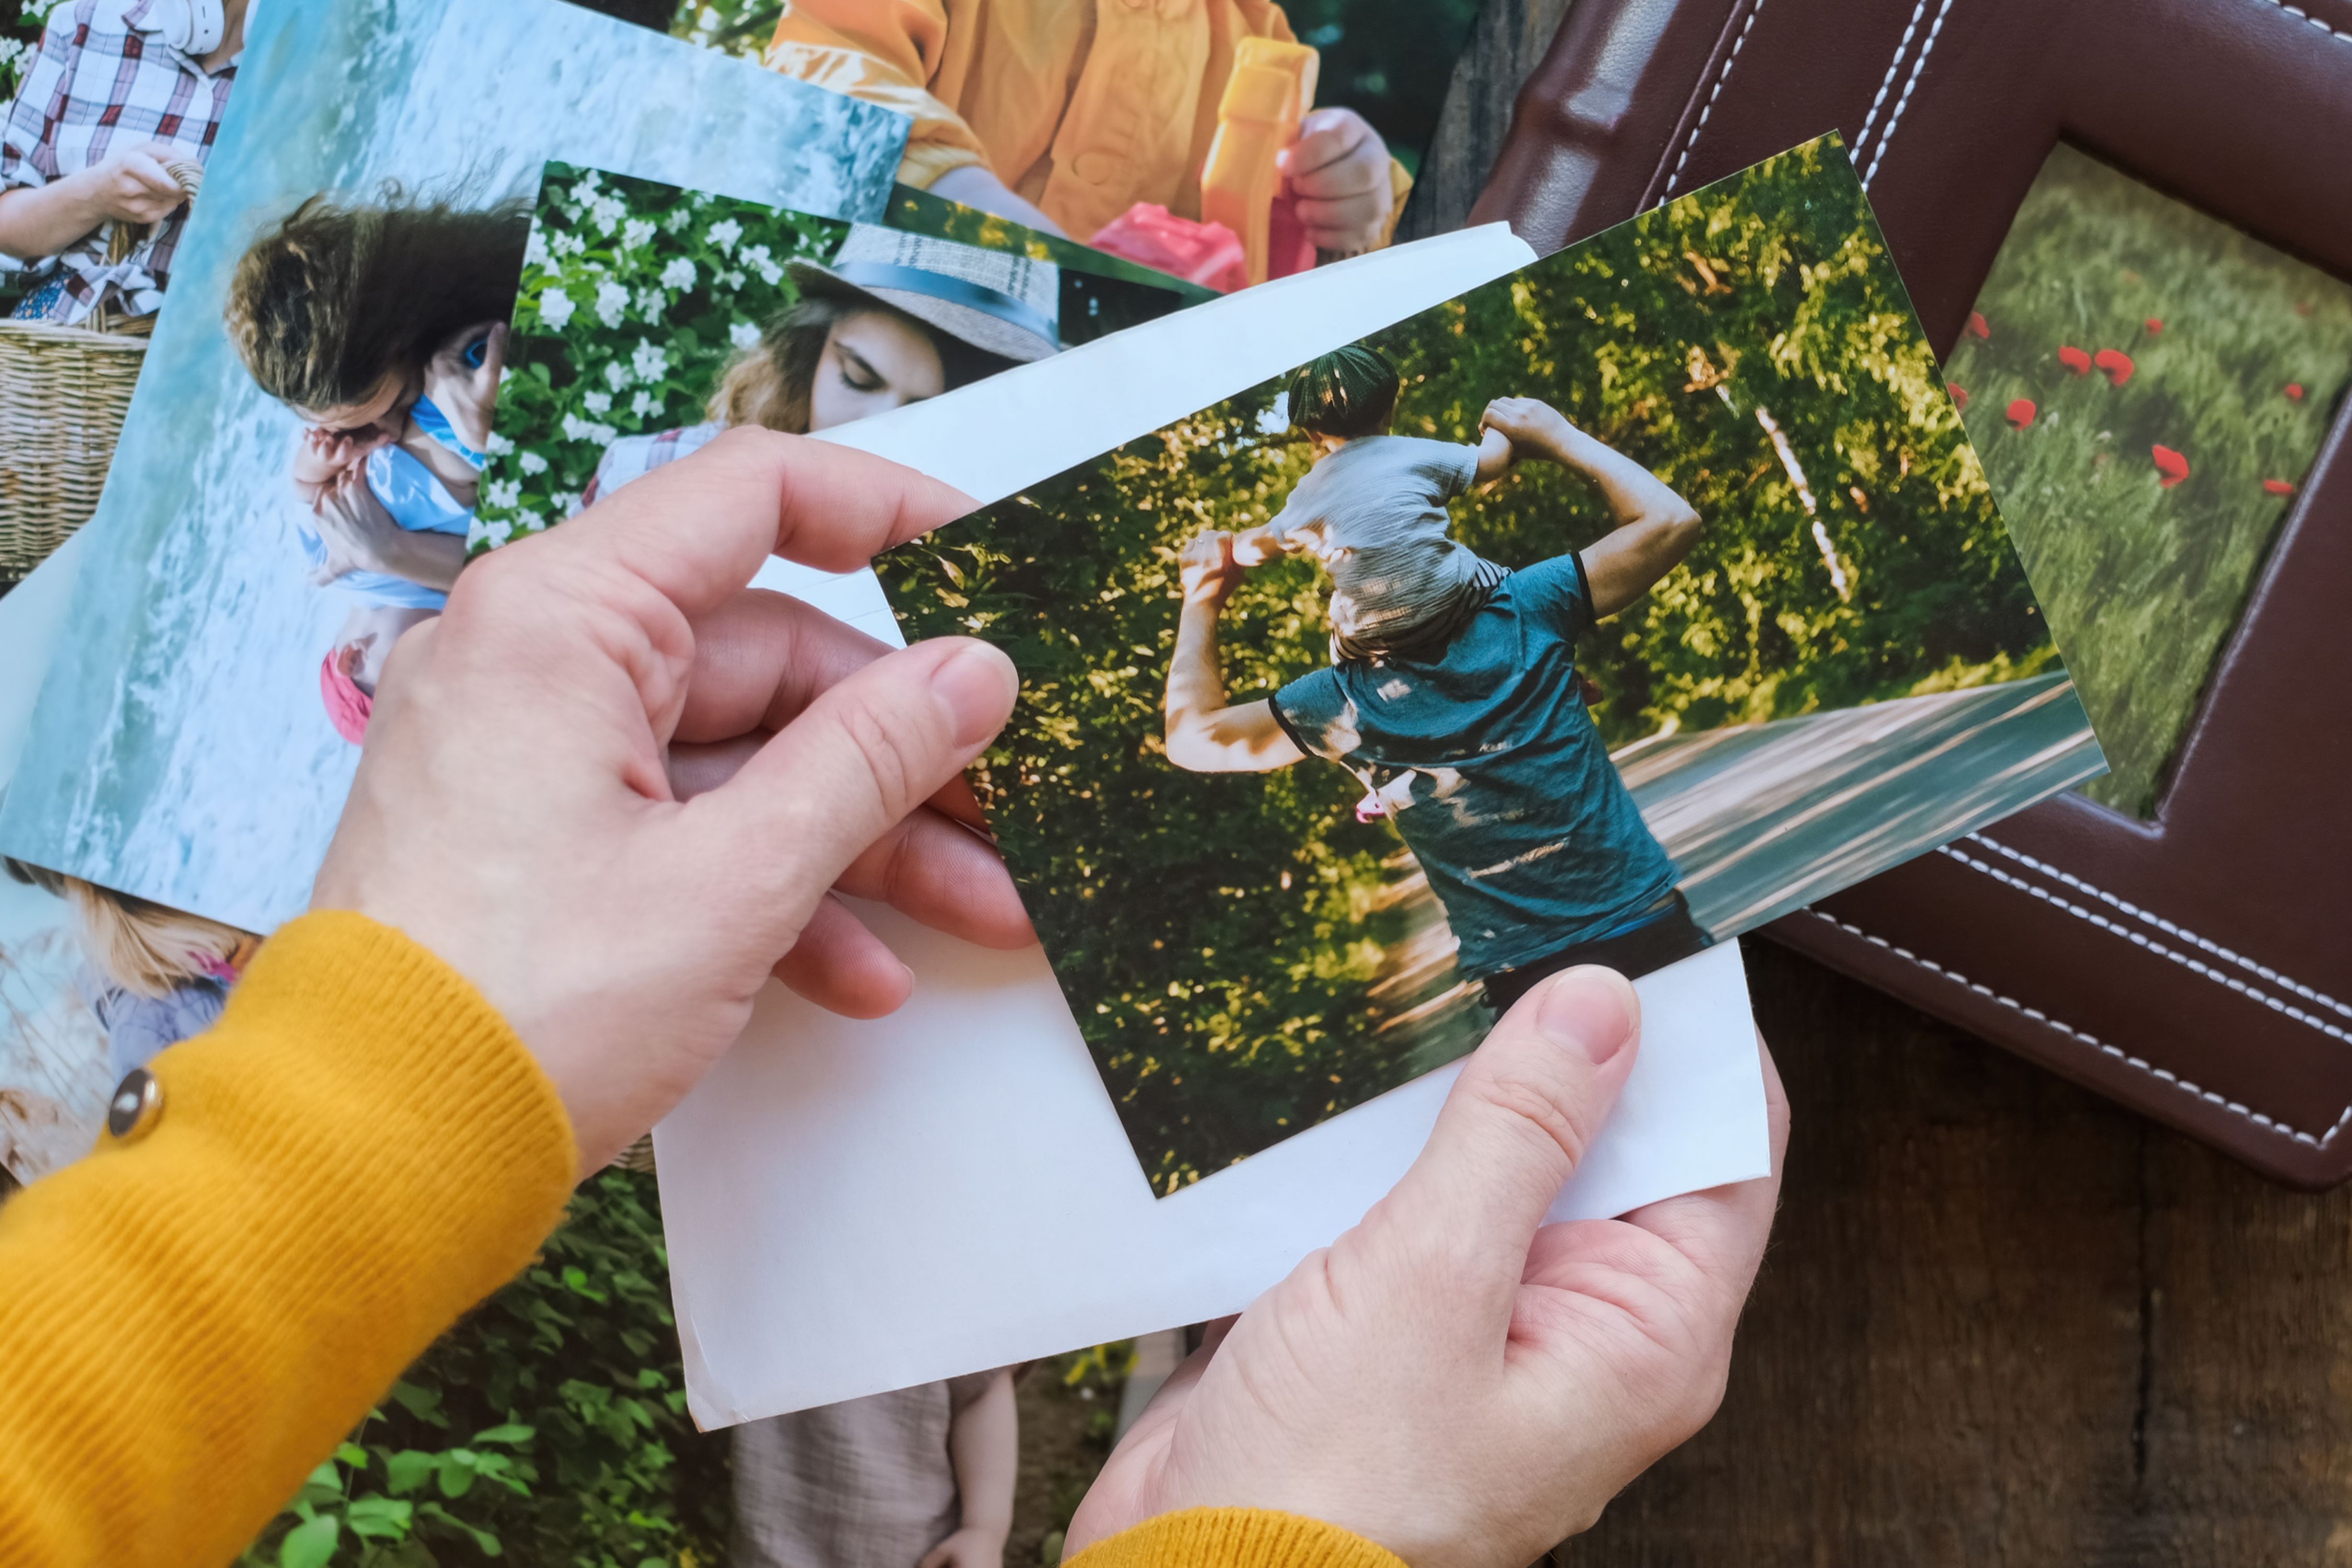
[0,158,204,580]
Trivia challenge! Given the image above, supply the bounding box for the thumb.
[1371,967,1641,1329]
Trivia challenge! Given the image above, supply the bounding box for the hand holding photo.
[877,138,2104,1192]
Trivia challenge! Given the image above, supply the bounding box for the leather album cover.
[1469,0,2352,1185]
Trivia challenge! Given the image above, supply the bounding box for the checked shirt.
[2,0,238,324]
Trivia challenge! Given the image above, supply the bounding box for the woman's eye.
[836,358,882,393]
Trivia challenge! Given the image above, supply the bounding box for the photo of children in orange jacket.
[764,0,1422,290]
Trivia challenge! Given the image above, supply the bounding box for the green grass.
[1946,143,2352,816]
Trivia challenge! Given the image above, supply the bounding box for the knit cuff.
[1068,1508,1406,1568]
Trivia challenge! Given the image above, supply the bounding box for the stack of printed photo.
[0,0,2101,1425]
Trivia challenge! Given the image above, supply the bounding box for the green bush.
[240,1171,729,1568]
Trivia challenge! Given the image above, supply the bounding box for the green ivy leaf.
[383,1450,436,1497]
[343,1495,413,1541]
[278,1511,338,1568]
[469,1423,535,1447]
[436,1450,479,1498]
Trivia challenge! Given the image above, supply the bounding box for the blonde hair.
[4,859,252,1001]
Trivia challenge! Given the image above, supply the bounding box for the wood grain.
[1410,16,2352,1562]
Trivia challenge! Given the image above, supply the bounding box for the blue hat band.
[832,261,1057,348]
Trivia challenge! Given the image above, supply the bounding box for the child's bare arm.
[1229,522,1297,567]
[1472,424,1516,485]
[919,1369,1018,1568]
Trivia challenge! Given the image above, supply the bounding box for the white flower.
[594,279,631,328]
[741,243,783,286]
[485,432,515,456]
[729,320,763,350]
[550,493,581,518]
[518,450,549,476]
[659,257,697,291]
[550,230,586,259]
[560,412,619,446]
[604,358,635,392]
[630,340,670,383]
[722,269,746,291]
[538,287,575,330]
[636,286,666,319]
[622,217,657,251]
[582,391,613,414]
[588,193,628,235]
[523,225,551,269]
[516,509,545,533]
[473,514,515,550]
[573,170,603,198]
[706,218,743,255]
[483,478,523,510]
[630,389,662,419]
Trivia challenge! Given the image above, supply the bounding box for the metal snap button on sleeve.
[106,1069,164,1145]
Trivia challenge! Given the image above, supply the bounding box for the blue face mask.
[147,0,228,55]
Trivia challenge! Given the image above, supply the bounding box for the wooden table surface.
[1410,9,2352,1562]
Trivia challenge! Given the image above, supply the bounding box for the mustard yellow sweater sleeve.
[0,912,577,1568]
[1074,1508,1408,1568]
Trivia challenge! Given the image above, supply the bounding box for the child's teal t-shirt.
[1269,551,1679,978]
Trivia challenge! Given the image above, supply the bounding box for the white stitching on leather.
[1932,845,2352,1047]
[1965,835,2352,1021]
[1861,0,1957,187]
[1801,910,2352,1149]
[1852,0,1931,164]
[2264,0,2352,43]
[1662,0,1768,198]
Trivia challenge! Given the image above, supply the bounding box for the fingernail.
[932,643,1018,748]
[1535,969,1639,1064]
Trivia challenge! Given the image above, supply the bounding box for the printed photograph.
[0,0,912,935]
[875,139,2106,1192]
[683,0,1489,290]
[475,164,1192,547]
[1943,143,2352,817]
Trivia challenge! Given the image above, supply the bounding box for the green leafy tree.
[881,139,2049,1192]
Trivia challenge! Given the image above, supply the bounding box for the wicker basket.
[0,158,203,580]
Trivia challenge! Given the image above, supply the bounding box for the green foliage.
[241,1172,728,1568]
[879,139,2050,1190]
[1943,143,2352,816]
[479,163,840,549]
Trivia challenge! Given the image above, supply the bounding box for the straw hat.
[789,225,1061,364]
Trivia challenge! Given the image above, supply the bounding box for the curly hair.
[707,292,1012,435]
[223,189,531,414]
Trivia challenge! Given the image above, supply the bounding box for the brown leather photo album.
[1472,0,2352,1184]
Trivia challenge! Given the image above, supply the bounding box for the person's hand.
[918,1525,1008,1568]
[1479,395,1578,458]
[1068,967,1787,1567]
[930,164,1069,239]
[309,429,1030,1171]
[421,320,508,453]
[1278,108,1395,256]
[292,425,393,497]
[1177,530,1244,607]
[72,141,191,227]
[309,467,408,585]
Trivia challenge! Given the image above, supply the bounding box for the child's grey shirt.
[1265,434,1487,643]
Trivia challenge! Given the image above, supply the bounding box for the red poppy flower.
[1968,312,1991,339]
[2286,383,2305,401]
[2094,348,2136,386]
[2006,398,2036,429]
[2152,445,2189,488]
[2145,317,2164,333]
[1947,383,1969,410]
[2058,345,2092,375]
[2263,479,2297,495]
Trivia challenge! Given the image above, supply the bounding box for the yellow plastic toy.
[1199,37,1320,287]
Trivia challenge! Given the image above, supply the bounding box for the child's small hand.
[1479,396,1577,455]
[1228,525,1282,568]
[918,1526,1007,1568]
[1178,529,1244,606]
[1279,108,1396,256]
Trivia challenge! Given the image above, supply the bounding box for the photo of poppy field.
[1944,143,2352,817]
